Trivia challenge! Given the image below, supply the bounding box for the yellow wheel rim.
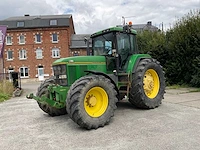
[143,69,160,99]
[84,87,108,117]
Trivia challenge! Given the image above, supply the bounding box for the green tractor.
[27,24,165,129]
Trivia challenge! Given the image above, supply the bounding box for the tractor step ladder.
[118,73,131,96]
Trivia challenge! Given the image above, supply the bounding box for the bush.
[0,80,14,102]
[137,9,200,87]
[137,30,167,67]
[165,10,200,87]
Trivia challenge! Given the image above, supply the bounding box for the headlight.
[58,75,67,79]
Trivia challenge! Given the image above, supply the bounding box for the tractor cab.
[90,25,138,72]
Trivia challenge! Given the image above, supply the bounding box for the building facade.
[70,34,92,56]
[0,14,75,81]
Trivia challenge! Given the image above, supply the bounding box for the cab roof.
[91,26,137,38]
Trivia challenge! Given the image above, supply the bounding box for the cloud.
[0,0,56,19]
[54,0,200,33]
[0,0,199,34]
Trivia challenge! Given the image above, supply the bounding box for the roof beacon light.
[128,21,132,26]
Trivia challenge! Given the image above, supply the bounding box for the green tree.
[137,30,168,75]
[137,9,200,87]
[166,10,200,86]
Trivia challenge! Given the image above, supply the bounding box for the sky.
[0,0,199,34]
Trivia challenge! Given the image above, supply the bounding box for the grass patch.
[0,93,10,102]
[188,88,200,92]
[0,80,14,103]
[167,84,200,93]
[167,84,189,89]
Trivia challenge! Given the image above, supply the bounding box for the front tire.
[66,75,118,129]
[36,78,67,116]
[129,59,165,108]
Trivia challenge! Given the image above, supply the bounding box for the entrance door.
[38,66,44,81]
[8,68,14,82]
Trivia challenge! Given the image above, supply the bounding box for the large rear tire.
[66,75,118,129]
[129,59,165,108]
[36,78,67,116]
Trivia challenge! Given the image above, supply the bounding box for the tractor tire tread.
[129,58,165,108]
[36,77,67,116]
[66,75,118,129]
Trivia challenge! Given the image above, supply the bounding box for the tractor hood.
[53,56,106,65]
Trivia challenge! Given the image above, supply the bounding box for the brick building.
[0,14,75,81]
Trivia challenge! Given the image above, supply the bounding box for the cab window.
[93,33,114,55]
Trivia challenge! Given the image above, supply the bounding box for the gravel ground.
[0,82,200,150]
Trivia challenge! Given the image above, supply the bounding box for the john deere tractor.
[27,24,165,129]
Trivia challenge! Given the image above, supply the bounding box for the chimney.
[147,21,152,26]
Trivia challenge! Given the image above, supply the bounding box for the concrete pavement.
[164,88,200,109]
[0,82,200,150]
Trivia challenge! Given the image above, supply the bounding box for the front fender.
[84,70,120,100]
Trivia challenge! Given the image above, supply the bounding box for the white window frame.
[6,36,12,45]
[36,48,43,59]
[7,50,13,60]
[52,33,58,43]
[19,35,25,44]
[17,21,24,27]
[19,49,27,60]
[35,34,41,43]
[52,48,60,58]
[50,20,57,26]
[20,67,29,78]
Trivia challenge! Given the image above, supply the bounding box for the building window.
[35,34,41,43]
[20,67,29,78]
[17,21,25,27]
[52,48,60,58]
[6,36,12,45]
[52,33,58,43]
[36,48,43,59]
[19,35,25,44]
[7,50,13,60]
[19,49,27,60]
[50,20,57,26]
[73,51,80,56]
